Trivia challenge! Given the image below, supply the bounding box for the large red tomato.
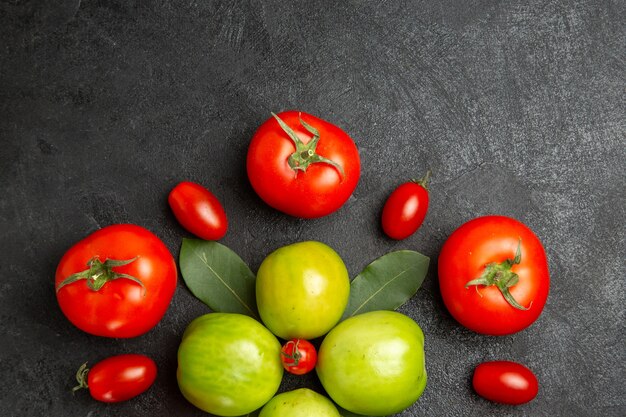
[55,224,177,338]
[247,111,360,218]
[438,216,549,335]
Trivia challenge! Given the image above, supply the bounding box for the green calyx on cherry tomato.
[473,361,538,405]
[55,224,177,338]
[247,111,360,218]
[281,339,317,375]
[168,181,228,240]
[73,354,157,403]
[381,170,431,240]
[438,215,550,335]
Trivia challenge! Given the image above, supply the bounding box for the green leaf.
[342,250,429,319]
[180,239,259,320]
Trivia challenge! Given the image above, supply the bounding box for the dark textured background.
[1,1,624,416]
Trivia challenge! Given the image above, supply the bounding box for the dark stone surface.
[1,1,624,416]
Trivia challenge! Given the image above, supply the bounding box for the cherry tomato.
[472,361,538,405]
[55,224,177,338]
[73,354,157,403]
[438,216,550,335]
[168,181,228,240]
[247,111,360,218]
[381,171,430,240]
[280,339,317,375]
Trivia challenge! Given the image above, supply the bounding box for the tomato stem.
[56,257,146,296]
[412,170,432,190]
[465,239,529,310]
[272,112,345,180]
[281,340,302,367]
[72,362,89,394]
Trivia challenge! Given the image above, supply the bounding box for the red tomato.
[473,361,538,405]
[73,354,157,403]
[168,181,228,240]
[438,216,549,335]
[381,171,430,240]
[280,339,317,375]
[55,224,177,338]
[247,111,360,218]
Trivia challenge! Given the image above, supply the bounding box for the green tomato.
[316,310,427,416]
[256,241,350,340]
[259,388,341,417]
[177,313,283,416]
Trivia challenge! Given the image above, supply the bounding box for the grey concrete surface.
[1,1,624,416]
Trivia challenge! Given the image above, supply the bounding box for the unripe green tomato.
[316,310,427,416]
[256,241,350,340]
[177,313,283,416]
[259,388,341,417]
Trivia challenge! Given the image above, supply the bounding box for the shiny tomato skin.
[177,313,284,416]
[256,241,350,340]
[88,354,157,403]
[438,216,549,335]
[168,181,228,240]
[281,339,317,375]
[55,224,177,338]
[382,181,429,240]
[473,361,538,405]
[247,111,360,218]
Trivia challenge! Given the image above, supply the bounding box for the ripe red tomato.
[472,361,538,405]
[281,339,317,375]
[247,111,360,218]
[438,216,550,335]
[73,354,157,403]
[168,181,228,240]
[55,224,177,338]
[381,171,430,240]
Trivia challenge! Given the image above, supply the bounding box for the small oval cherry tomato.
[381,171,430,240]
[473,361,538,405]
[168,181,228,240]
[280,339,317,375]
[73,354,157,403]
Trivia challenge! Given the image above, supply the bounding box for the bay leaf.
[342,250,429,319]
[179,239,259,320]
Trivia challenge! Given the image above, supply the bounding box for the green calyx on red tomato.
[55,224,177,338]
[281,339,317,375]
[272,112,344,178]
[56,257,144,295]
[464,239,529,310]
[247,111,360,218]
[438,215,550,335]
